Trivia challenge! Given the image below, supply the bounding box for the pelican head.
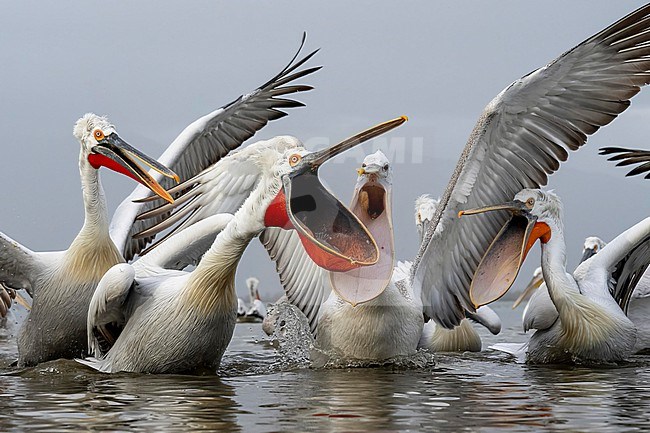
[73,113,179,203]
[415,194,439,244]
[459,188,556,307]
[355,150,392,217]
[581,236,606,262]
[264,116,408,274]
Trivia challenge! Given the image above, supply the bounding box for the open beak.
[459,200,551,308]
[329,161,394,305]
[264,116,407,273]
[512,269,544,309]
[88,132,179,204]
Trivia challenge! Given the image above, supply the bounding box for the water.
[2,302,650,432]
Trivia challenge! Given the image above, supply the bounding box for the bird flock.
[2,5,650,373]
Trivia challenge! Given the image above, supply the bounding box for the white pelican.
[459,189,650,363]
[244,277,267,321]
[0,114,178,367]
[0,40,319,366]
[80,117,406,373]
[515,236,650,355]
[407,4,650,330]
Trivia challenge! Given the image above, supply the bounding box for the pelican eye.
[362,163,366,168]
[383,164,389,171]
[93,130,105,141]
[593,245,599,252]
[525,197,535,209]
[289,154,302,167]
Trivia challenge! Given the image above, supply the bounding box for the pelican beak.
[580,246,598,263]
[512,270,544,309]
[88,132,179,204]
[459,200,551,308]
[264,116,407,273]
[330,156,394,305]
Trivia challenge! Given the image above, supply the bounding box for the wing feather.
[600,147,650,179]
[412,4,650,327]
[109,35,320,260]
[259,228,331,335]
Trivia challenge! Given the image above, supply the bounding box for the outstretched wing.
[110,35,320,260]
[412,4,650,328]
[259,228,332,334]
[600,147,650,179]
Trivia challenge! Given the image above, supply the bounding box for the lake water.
[2,302,650,432]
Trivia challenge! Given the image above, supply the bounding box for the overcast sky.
[1,1,649,302]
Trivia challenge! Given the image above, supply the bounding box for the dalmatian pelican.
[79,117,406,373]
[409,4,650,330]
[459,189,650,363]
[0,37,319,366]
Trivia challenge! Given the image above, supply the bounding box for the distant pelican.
[460,189,650,363]
[79,117,406,373]
[0,39,318,366]
[238,277,267,322]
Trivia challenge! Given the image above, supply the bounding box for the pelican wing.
[110,35,320,261]
[260,228,332,334]
[130,138,300,255]
[600,147,650,179]
[412,4,650,328]
[134,214,234,272]
[87,263,135,358]
[522,284,559,332]
[584,217,650,313]
[0,232,40,296]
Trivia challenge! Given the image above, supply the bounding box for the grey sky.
[1,1,649,302]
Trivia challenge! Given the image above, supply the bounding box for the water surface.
[2,303,650,432]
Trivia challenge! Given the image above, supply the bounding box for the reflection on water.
[2,303,650,432]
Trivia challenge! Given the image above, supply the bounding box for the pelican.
[0,39,318,366]
[243,277,267,322]
[515,236,650,355]
[407,4,650,331]
[0,114,177,366]
[80,117,405,374]
[459,189,650,363]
